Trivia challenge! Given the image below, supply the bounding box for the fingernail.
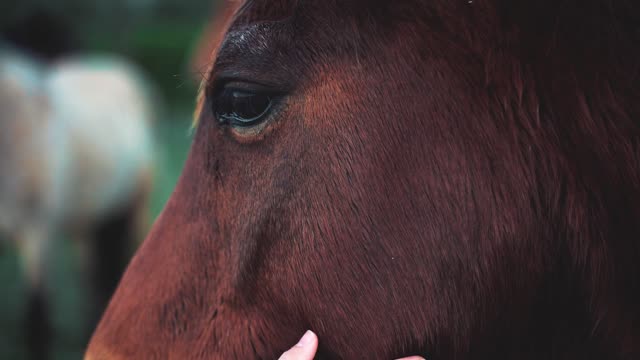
[295,330,315,347]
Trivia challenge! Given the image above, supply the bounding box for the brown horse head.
[87,0,640,358]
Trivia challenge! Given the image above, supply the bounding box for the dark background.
[0,1,220,358]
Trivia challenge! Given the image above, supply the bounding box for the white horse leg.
[17,222,53,360]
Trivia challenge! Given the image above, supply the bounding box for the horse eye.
[214,88,274,127]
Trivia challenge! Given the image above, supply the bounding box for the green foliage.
[83,19,207,107]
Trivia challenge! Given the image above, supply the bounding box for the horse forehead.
[233,0,395,27]
[221,0,403,60]
[223,22,280,55]
[232,0,298,25]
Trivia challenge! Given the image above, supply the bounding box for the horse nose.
[84,345,113,360]
[84,350,99,360]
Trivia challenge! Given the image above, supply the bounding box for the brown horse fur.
[87,0,640,359]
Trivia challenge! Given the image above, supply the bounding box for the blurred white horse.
[0,48,154,358]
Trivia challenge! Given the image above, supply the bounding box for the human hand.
[278,330,425,360]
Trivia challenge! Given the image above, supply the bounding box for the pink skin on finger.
[278,331,319,360]
[278,331,425,360]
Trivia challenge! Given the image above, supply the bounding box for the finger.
[278,330,319,360]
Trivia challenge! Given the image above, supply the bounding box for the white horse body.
[44,57,154,225]
[0,52,50,237]
[1,52,154,232]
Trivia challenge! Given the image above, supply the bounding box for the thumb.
[278,330,319,360]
